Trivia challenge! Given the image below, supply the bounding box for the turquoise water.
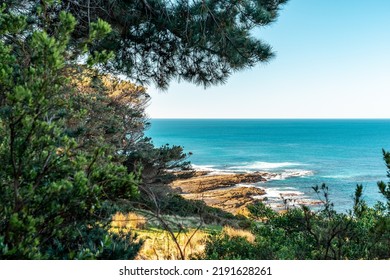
[146,119,390,211]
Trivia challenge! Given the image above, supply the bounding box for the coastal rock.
[182,186,266,215]
[171,172,267,193]
[170,172,268,214]
[170,171,322,215]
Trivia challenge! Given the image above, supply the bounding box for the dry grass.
[134,226,254,260]
[222,226,255,243]
[135,228,208,260]
[110,211,209,260]
[111,212,147,230]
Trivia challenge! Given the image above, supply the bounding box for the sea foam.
[267,169,314,180]
[238,161,302,170]
[192,163,314,179]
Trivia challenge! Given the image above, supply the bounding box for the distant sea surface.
[146,119,390,211]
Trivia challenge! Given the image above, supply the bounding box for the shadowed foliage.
[4,0,288,89]
[0,2,142,259]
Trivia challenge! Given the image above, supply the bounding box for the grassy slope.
[110,208,254,260]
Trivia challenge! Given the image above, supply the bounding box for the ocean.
[146,119,390,211]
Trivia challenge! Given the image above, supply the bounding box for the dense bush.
[0,3,141,259]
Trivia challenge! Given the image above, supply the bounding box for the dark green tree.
[378,149,390,208]
[66,68,192,184]
[0,3,141,259]
[5,0,288,89]
[66,68,150,157]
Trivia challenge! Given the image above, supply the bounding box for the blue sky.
[147,0,390,119]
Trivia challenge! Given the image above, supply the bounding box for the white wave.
[192,164,314,180]
[191,164,236,175]
[191,164,217,172]
[267,169,314,180]
[230,161,302,170]
[262,188,305,199]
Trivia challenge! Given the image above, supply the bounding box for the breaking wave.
[192,164,314,179]
[233,161,303,170]
[266,169,314,180]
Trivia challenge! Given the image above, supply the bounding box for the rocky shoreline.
[170,170,322,215]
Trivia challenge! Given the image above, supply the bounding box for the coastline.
[170,170,322,215]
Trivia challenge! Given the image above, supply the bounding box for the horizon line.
[149,117,390,120]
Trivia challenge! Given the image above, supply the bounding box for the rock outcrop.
[171,171,267,214]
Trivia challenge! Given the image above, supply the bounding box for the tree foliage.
[4,0,288,89]
[125,140,191,183]
[0,2,141,259]
[378,149,390,207]
[67,68,150,156]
